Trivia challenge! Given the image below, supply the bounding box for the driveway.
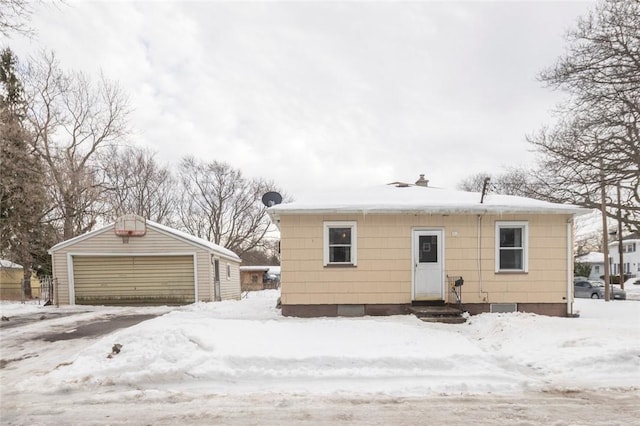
[39,314,159,342]
[0,305,172,371]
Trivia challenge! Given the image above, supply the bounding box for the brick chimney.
[415,174,429,187]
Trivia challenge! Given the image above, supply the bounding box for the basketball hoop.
[114,214,146,242]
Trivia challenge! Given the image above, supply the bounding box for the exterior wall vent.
[490,303,518,313]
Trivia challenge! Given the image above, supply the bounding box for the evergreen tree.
[0,48,50,296]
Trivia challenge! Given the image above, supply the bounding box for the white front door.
[413,229,444,300]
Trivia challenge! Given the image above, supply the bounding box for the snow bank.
[18,291,638,397]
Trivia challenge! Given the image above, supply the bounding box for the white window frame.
[226,263,231,280]
[323,221,357,266]
[495,221,528,272]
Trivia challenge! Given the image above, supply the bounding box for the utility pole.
[600,173,611,301]
[617,183,624,290]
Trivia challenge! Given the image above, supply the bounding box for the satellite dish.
[261,191,283,207]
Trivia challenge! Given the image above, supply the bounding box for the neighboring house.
[267,179,588,318]
[240,266,280,291]
[608,232,640,278]
[268,265,281,281]
[49,215,241,306]
[0,259,41,300]
[574,252,605,281]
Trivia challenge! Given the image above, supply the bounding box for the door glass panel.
[419,235,438,263]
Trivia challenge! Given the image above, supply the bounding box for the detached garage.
[49,215,241,306]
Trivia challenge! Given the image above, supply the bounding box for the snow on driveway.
[1,291,639,424]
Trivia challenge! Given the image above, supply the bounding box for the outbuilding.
[0,259,41,300]
[49,215,241,305]
[239,265,281,291]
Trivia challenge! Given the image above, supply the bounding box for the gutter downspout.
[477,214,488,301]
[567,219,573,316]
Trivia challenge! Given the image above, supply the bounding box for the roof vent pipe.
[415,174,429,187]
[480,177,490,203]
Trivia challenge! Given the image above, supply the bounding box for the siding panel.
[280,213,572,305]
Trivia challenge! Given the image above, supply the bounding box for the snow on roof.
[575,252,605,263]
[147,220,241,261]
[239,266,270,272]
[240,265,281,273]
[268,266,281,275]
[49,220,240,262]
[268,185,589,217]
[0,259,23,269]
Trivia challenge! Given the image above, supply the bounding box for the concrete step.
[418,316,467,324]
[409,305,463,316]
[409,304,466,324]
[411,300,446,307]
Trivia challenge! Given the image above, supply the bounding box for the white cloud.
[7,1,595,198]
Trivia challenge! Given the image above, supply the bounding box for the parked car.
[623,277,640,287]
[574,280,627,300]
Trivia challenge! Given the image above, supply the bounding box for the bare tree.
[528,0,640,233]
[0,0,33,37]
[100,145,176,224]
[240,239,280,265]
[177,157,280,255]
[457,168,539,198]
[22,51,130,240]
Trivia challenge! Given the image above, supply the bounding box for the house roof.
[607,232,640,247]
[575,252,605,263]
[240,266,271,272]
[240,265,280,273]
[0,259,23,269]
[48,219,241,262]
[268,185,589,219]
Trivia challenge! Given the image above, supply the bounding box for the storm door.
[413,230,444,300]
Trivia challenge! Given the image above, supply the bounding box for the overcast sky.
[8,1,595,199]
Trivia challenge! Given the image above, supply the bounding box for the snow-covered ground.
[1,291,639,425]
[623,277,640,300]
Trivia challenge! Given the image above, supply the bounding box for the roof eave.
[147,222,241,262]
[48,224,114,254]
[48,221,241,262]
[268,206,589,217]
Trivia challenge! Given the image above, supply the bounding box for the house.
[49,214,241,306]
[608,232,640,278]
[0,259,41,300]
[240,266,280,291]
[267,179,588,318]
[574,252,605,281]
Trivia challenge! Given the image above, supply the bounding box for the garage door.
[73,255,195,305]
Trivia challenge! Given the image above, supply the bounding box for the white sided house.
[574,252,606,281]
[49,215,241,306]
[608,232,640,278]
[268,180,588,318]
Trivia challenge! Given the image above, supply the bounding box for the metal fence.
[38,276,57,306]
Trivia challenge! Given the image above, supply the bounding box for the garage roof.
[49,220,241,262]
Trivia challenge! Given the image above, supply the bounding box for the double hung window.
[496,221,528,272]
[324,221,357,266]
